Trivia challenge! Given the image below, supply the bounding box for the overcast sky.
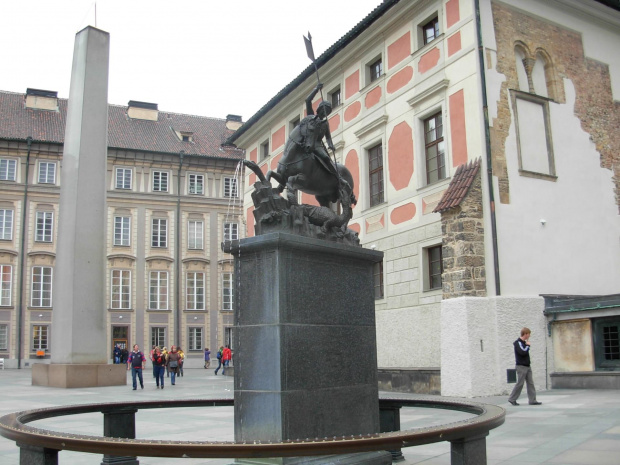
[0,0,381,122]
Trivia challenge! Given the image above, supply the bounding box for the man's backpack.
[217,351,222,360]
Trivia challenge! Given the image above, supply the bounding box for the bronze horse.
[265,128,356,208]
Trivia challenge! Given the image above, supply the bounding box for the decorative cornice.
[407,79,450,108]
[354,115,389,139]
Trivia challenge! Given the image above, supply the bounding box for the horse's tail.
[243,160,268,184]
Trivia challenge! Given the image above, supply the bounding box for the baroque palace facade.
[227,0,620,394]
[0,89,244,367]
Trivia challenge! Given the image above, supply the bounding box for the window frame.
[260,140,270,161]
[422,16,440,45]
[151,218,168,248]
[424,244,443,292]
[424,111,446,185]
[224,222,239,242]
[114,216,131,247]
[152,171,169,193]
[32,324,49,351]
[149,271,169,310]
[38,161,56,184]
[222,272,234,312]
[31,266,53,307]
[0,209,13,240]
[151,327,166,348]
[0,265,12,306]
[188,220,204,250]
[0,159,17,182]
[367,143,384,208]
[115,167,132,190]
[367,56,383,85]
[186,271,205,311]
[111,269,131,310]
[223,177,239,198]
[188,174,204,195]
[373,261,384,301]
[0,324,7,350]
[329,86,342,108]
[188,327,203,351]
[35,211,54,243]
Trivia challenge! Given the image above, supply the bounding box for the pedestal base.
[235,451,392,465]
[32,363,126,388]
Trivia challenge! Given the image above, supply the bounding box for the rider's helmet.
[317,101,333,118]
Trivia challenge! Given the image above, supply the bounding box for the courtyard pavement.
[0,367,618,464]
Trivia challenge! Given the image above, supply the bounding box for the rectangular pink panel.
[449,90,468,167]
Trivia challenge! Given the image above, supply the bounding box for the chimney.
[127,100,159,121]
[25,88,58,111]
[226,114,243,131]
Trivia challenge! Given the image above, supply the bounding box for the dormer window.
[127,100,159,121]
[181,132,193,142]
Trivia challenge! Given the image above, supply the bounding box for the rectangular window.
[35,211,54,242]
[289,116,301,132]
[373,261,384,300]
[38,162,56,184]
[188,174,204,195]
[0,265,12,306]
[222,272,234,311]
[424,112,446,184]
[188,220,204,249]
[224,177,238,198]
[369,58,383,83]
[33,325,48,350]
[151,327,166,348]
[603,325,619,361]
[427,245,443,290]
[151,218,167,248]
[329,87,342,107]
[224,223,238,241]
[31,266,53,307]
[260,140,270,161]
[368,144,384,207]
[0,209,13,240]
[111,270,131,310]
[149,271,168,310]
[114,216,131,246]
[0,159,16,181]
[512,91,556,178]
[152,171,169,192]
[423,17,439,45]
[0,324,7,350]
[186,272,205,310]
[188,327,203,351]
[115,168,132,189]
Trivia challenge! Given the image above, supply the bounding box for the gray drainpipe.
[175,151,184,346]
[17,137,33,368]
[475,0,501,295]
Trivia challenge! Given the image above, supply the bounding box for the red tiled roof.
[433,158,481,213]
[0,91,243,160]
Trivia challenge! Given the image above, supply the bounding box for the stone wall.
[440,173,486,299]
[490,1,620,211]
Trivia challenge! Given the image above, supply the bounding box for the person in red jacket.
[222,345,232,375]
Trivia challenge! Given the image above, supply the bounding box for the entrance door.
[112,326,128,351]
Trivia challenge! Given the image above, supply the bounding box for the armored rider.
[298,83,339,178]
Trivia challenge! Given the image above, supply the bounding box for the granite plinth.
[227,233,385,454]
[235,451,392,465]
[32,363,126,388]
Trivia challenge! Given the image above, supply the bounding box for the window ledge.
[518,170,557,181]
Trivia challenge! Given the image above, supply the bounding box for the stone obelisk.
[32,26,125,387]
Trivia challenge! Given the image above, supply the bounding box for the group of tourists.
[112,344,129,364]
[124,343,233,390]
[125,344,185,390]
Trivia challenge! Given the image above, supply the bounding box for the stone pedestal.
[226,233,389,464]
[32,364,126,388]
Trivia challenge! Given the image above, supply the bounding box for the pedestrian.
[150,345,157,378]
[152,346,166,389]
[162,346,169,377]
[508,327,542,406]
[204,347,211,369]
[113,344,121,364]
[222,345,232,375]
[121,346,129,364]
[166,345,182,385]
[127,344,146,390]
[178,347,185,377]
[214,346,224,375]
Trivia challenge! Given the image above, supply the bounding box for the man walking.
[508,328,542,406]
[222,345,232,375]
[127,344,146,390]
